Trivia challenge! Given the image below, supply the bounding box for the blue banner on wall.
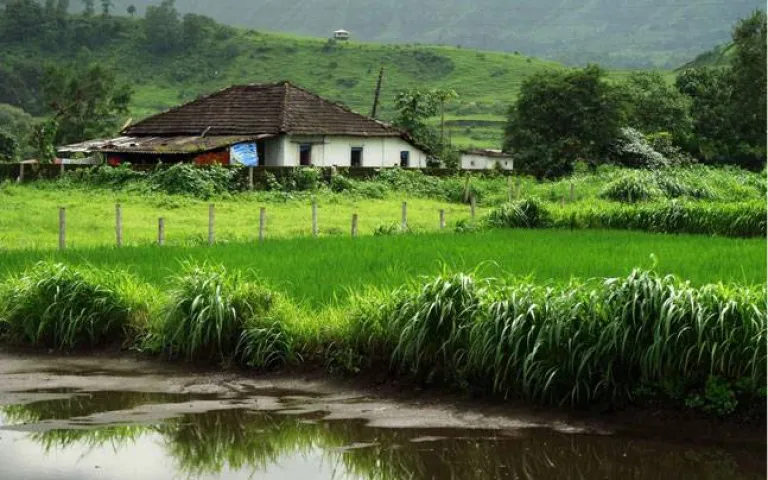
[231,143,259,166]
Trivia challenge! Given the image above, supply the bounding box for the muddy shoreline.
[0,347,764,450]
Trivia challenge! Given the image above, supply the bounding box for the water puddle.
[0,388,763,479]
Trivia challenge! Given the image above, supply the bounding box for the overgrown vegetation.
[0,262,764,417]
[0,262,151,349]
[504,11,767,177]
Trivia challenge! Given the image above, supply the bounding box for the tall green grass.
[0,263,152,350]
[345,270,766,411]
[488,199,767,237]
[142,263,296,367]
[0,262,764,415]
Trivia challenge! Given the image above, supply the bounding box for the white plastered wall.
[275,135,428,168]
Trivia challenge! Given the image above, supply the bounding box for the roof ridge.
[281,81,402,134]
[278,81,290,132]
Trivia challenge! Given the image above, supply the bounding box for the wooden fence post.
[17,163,24,184]
[208,204,215,245]
[401,202,408,231]
[470,194,477,220]
[115,204,123,248]
[158,218,165,246]
[58,207,66,251]
[351,213,359,238]
[570,182,575,203]
[248,167,254,191]
[259,207,266,243]
[60,163,65,177]
[439,209,446,230]
[312,198,318,237]
[507,177,513,203]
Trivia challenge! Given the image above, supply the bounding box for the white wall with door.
[269,135,428,168]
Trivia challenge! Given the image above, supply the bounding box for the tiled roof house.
[59,81,430,168]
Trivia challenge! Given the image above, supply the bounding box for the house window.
[400,151,410,168]
[299,144,312,166]
[350,147,363,167]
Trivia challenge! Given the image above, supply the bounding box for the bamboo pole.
[208,204,215,245]
[58,207,66,251]
[259,207,266,243]
[312,198,318,237]
[158,218,165,246]
[115,204,123,248]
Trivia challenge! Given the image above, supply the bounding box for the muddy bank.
[0,349,763,446]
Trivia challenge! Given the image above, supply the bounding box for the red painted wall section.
[195,150,230,165]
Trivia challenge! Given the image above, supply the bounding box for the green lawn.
[0,229,762,307]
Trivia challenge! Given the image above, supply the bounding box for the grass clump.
[0,262,151,350]
[485,198,551,228]
[600,171,662,203]
[144,262,296,367]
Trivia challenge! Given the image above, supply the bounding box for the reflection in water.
[0,392,763,480]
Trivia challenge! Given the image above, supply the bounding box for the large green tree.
[675,10,766,168]
[504,65,625,178]
[729,10,766,160]
[144,0,182,54]
[621,71,692,142]
[42,63,132,145]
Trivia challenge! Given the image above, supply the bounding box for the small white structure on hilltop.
[461,149,514,171]
[334,29,350,40]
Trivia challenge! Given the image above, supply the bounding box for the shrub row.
[487,198,767,237]
[0,262,764,416]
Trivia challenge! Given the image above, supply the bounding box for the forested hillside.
[0,0,569,149]
[110,0,762,68]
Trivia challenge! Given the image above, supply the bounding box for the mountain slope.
[112,0,762,68]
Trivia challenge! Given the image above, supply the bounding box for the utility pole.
[371,66,384,119]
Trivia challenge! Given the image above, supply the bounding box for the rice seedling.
[0,262,150,350]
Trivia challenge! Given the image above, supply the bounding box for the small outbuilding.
[59,81,429,169]
[333,29,350,40]
[460,149,514,171]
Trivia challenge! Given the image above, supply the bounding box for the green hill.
[677,44,735,70]
[0,4,673,150]
[110,0,763,69]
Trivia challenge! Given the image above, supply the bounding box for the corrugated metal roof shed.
[59,135,272,155]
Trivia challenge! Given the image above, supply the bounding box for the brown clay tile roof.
[123,81,403,138]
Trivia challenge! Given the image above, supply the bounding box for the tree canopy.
[504,65,625,178]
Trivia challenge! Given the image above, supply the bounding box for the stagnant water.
[0,355,764,479]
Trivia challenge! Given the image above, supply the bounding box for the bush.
[72,164,147,187]
[148,164,238,198]
[147,263,294,366]
[0,263,147,350]
[373,222,401,236]
[600,171,662,202]
[486,198,551,228]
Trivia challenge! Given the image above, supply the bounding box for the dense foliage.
[504,11,767,177]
